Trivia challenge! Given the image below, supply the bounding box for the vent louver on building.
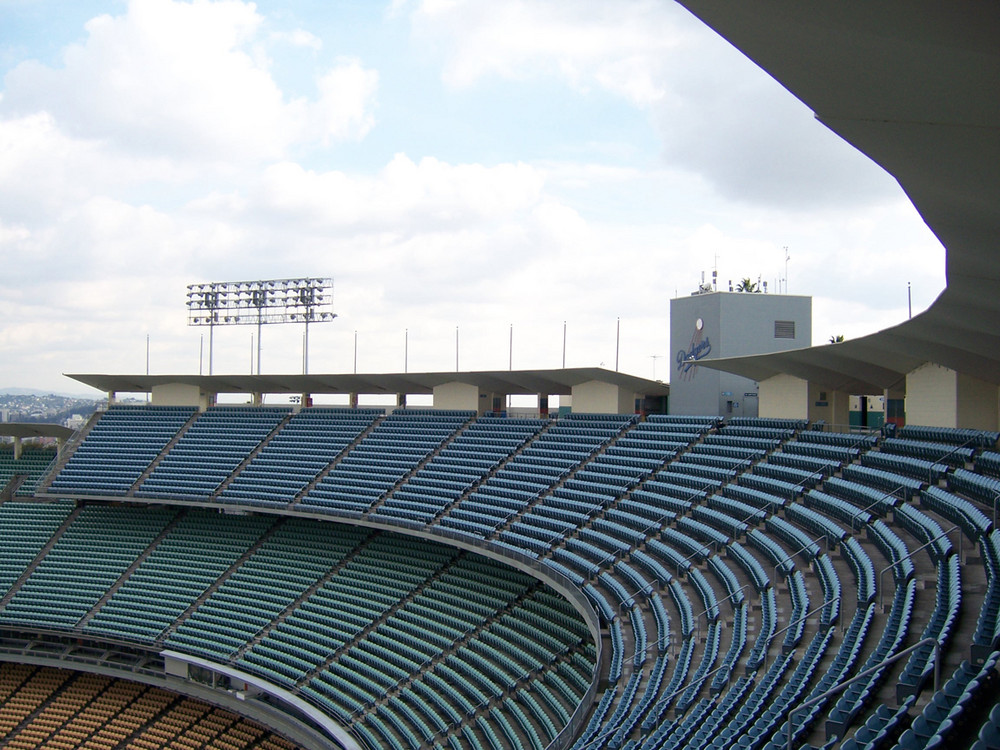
[774,320,796,339]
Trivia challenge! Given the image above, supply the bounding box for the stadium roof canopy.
[66,368,670,398]
[0,424,74,440]
[677,1,1000,392]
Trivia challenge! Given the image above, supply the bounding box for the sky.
[0,0,946,400]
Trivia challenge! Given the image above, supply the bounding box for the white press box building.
[669,287,811,418]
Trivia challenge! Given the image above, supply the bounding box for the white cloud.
[270,28,323,51]
[307,60,379,144]
[0,0,377,163]
[0,1,949,394]
[236,154,546,235]
[408,0,679,106]
[402,0,899,210]
[0,112,199,227]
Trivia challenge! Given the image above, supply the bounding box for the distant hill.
[0,391,103,426]
[0,387,98,398]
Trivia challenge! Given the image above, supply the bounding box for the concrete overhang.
[0,424,75,441]
[66,368,669,399]
[675,1,1000,390]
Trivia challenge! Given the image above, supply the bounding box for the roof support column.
[809,386,850,431]
[905,363,999,430]
[432,382,479,412]
[569,381,635,415]
[758,374,808,420]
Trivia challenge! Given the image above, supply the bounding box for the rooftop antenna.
[784,246,790,293]
[697,271,713,295]
[615,317,620,372]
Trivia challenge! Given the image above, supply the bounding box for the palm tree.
[829,334,845,343]
[736,278,759,293]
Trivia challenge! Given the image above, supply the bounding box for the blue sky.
[0,0,945,397]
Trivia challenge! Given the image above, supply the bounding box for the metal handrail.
[581,636,741,750]
[931,435,978,468]
[770,596,841,643]
[785,636,941,750]
[692,584,751,638]
[645,655,738,722]
[848,491,900,532]
[772,532,827,581]
[878,525,960,608]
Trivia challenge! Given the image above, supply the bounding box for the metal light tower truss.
[186,278,335,375]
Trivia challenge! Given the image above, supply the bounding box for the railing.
[848,488,905,532]
[692,583,750,638]
[811,421,882,437]
[784,636,941,750]
[878,525,960,608]
[0,628,336,750]
[932,435,978,468]
[770,596,842,643]
[580,652,742,749]
[773,532,827,581]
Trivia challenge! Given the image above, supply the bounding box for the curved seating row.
[25,409,1000,750]
[0,503,593,750]
[0,448,57,496]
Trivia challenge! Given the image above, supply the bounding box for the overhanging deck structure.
[677,1,1000,429]
[67,368,669,415]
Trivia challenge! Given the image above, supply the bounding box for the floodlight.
[186,277,335,375]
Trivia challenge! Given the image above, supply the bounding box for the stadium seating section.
[0,447,57,497]
[0,662,297,749]
[1,405,1000,749]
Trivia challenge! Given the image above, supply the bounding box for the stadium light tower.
[186,278,335,374]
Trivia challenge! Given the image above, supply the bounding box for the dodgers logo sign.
[676,318,711,381]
